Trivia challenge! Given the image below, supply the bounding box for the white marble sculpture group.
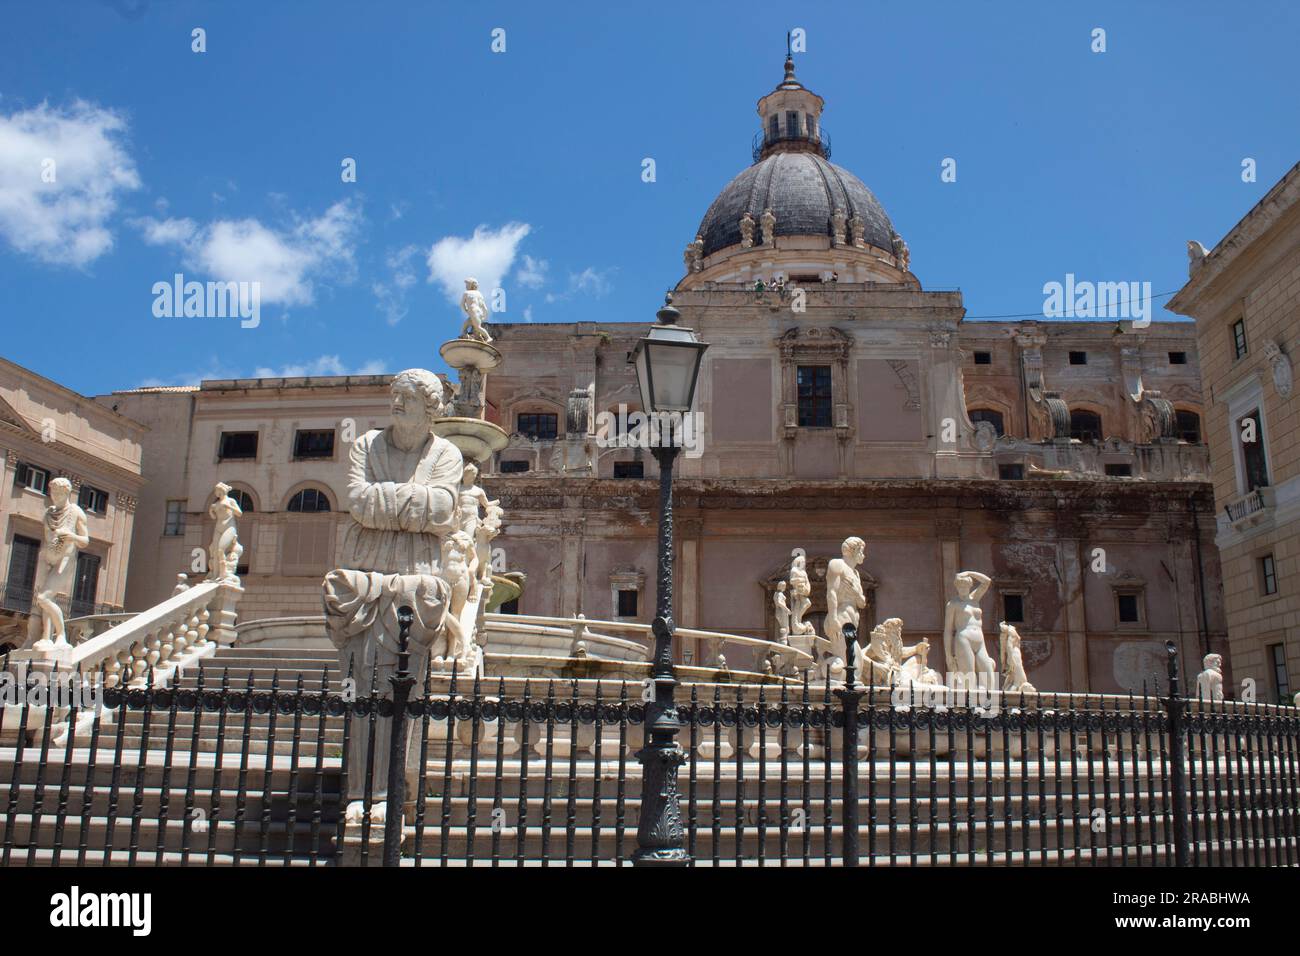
[773,536,1050,696]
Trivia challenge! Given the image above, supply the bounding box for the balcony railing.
[752,126,831,162]
[1225,486,1275,529]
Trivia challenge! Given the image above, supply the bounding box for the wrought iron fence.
[0,640,1296,866]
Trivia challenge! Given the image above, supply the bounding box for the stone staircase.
[1,642,1294,866]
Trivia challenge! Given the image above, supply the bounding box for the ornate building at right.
[1168,161,1300,704]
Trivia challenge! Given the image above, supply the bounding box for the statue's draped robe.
[322,427,464,805]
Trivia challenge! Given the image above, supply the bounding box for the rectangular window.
[1168,351,1187,365]
[70,552,100,618]
[218,431,259,461]
[796,365,833,427]
[1260,553,1278,596]
[1232,319,1248,360]
[1104,463,1132,477]
[293,429,336,460]
[785,110,800,137]
[3,534,40,613]
[1176,410,1201,444]
[1002,593,1025,624]
[164,500,185,536]
[1270,643,1290,701]
[973,351,992,365]
[1068,351,1088,365]
[613,461,644,479]
[998,464,1024,481]
[617,589,639,618]
[767,114,779,143]
[1116,592,1141,624]
[499,460,530,474]
[78,485,109,514]
[517,413,558,441]
[13,462,50,495]
[1239,408,1269,490]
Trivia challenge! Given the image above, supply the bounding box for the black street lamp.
[629,293,708,867]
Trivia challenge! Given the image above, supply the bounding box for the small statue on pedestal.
[999,622,1036,694]
[943,570,997,690]
[825,536,867,670]
[206,482,243,584]
[30,477,90,652]
[1195,653,1224,702]
[739,212,755,249]
[459,277,493,343]
[772,581,790,644]
[788,552,814,639]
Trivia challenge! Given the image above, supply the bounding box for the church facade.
[477,56,1224,693]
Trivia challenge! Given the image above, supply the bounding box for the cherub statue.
[439,531,475,662]
[999,622,1036,694]
[459,277,493,343]
[206,482,243,584]
[772,581,791,644]
[1195,653,1224,702]
[29,477,90,652]
[943,571,997,690]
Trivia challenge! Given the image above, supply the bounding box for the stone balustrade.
[16,579,241,688]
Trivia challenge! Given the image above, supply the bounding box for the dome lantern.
[754,47,827,163]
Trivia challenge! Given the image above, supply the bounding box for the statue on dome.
[29,477,90,653]
[739,212,756,249]
[459,277,493,343]
[891,232,910,272]
[849,214,866,249]
[830,208,847,246]
[322,368,463,827]
[761,207,776,246]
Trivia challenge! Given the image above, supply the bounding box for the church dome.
[696,151,895,257]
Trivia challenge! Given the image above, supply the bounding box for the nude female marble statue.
[30,477,90,651]
[206,482,243,584]
[943,571,997,689]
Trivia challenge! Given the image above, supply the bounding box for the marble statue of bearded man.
[322,368,463,825]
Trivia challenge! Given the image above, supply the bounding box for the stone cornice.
[0,422,145,490]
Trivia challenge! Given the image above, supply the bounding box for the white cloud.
[426,222,530,303]
[523,304,534,322]
[135,199,361,306]
[252,355,387,378]
[372,243,423,325]
[0,100,141,266]
[545,266,615,303]
[515,254,548,289]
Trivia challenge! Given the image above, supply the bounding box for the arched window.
[1070,409,1103,443]
[968,408,1005,437]
[1176,410,1202,444]
[223,486,255,512]
[286,488,331,513]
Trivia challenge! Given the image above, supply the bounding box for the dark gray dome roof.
[697,151,894,257]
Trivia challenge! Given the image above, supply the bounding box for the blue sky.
[1,0,1297,396]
